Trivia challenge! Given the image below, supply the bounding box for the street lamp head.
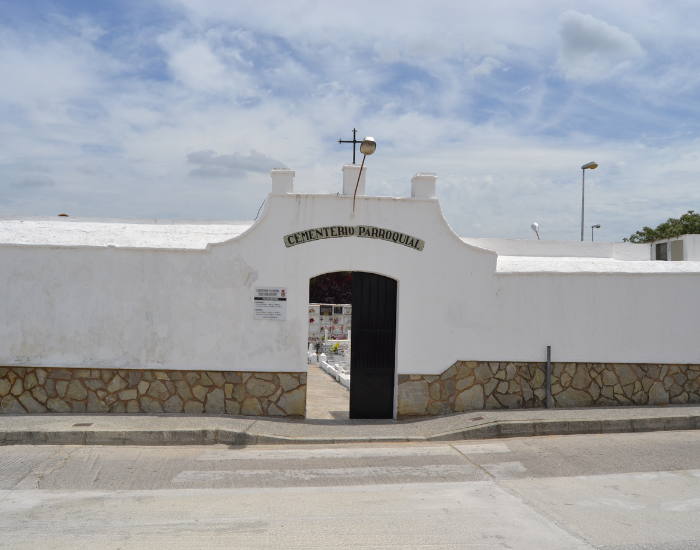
[360,137,376,155]
[581,161,598,170]
[592,224,601,229]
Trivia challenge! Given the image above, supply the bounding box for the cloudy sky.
[1,0,699,241]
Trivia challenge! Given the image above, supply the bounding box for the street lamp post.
[591,224,600,241]
[351,137,376,216]
[580,161,598,241]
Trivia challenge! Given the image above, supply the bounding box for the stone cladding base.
[398,361,700,418]
[0,367,306,416]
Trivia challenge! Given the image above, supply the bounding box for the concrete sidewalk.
[2,404,700,446]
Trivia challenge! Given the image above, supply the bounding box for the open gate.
[349,272,397,419]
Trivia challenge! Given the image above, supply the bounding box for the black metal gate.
[349,272,397,419]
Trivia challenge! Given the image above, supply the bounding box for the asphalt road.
[1,431,700,549]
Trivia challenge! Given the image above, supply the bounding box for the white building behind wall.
[650,234,700,262]
[1,165,700,418]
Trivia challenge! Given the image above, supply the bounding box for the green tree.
[309,272,352,304]
[624,210,700,243]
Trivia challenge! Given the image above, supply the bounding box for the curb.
[1,414,699,446]
[426,414,700,442]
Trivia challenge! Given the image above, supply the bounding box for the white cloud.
[187,150,286,178]
[77,164,104,174]
[164,39,226,91]
[157,29,260,99]
[11,175,55,188]
[0,27,118,107]
[467,56,502,78]
[404,36,461,60]
[608,161,626,176]
[0,1,699,242]
[558,10,644,81]
[375,43,401,63]
[23,163,51,172]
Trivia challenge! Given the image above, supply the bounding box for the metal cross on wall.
[338,128,361,164]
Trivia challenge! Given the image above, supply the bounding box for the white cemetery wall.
[462,238,651,260]
[2,193,700,380]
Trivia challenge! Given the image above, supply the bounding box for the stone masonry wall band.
[3,362,698,418]
[397,361,700,418]
[0,368,307,416]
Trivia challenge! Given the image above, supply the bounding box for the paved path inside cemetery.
[305,364,349,419]
[2,431,700,548]
[2,405,700,447]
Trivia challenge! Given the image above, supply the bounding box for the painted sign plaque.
[253,287,287,320]
[283,225,425,251]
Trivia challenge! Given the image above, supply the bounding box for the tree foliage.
[309,272,352,304]
[623,210,700,243]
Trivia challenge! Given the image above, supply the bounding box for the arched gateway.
[2,165,700,418]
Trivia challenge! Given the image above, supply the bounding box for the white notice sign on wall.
[253,287,287,320]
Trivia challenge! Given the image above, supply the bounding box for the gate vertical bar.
[546,345,552,409]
